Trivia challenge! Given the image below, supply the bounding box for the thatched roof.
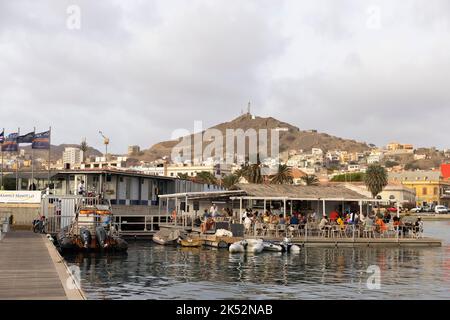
[235,183,370,200]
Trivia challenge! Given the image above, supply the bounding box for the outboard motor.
[96,226,107,248]
[80,228,92,249]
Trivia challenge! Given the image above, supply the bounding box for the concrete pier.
[0,231,85,300]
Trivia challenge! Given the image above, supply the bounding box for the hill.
[138,113,370,162]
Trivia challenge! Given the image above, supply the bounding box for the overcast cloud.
[0,0,449,153]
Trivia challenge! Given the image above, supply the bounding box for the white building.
[62,147,84,169]
[367,152,384,164]
[347,164,361,172]
[166,163,233,178]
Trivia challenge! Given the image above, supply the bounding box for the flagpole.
[16,127,20,190]
[1,128,4,190]
[48,126,51,188]
[31,127,35,190]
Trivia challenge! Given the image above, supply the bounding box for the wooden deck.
[0,231,85,300]
[245,235,442,247]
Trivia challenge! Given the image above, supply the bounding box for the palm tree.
[301,174,319,186]
[222,174,240,189]
[364,164,388,198]
[246,163,263,184]
[270,164,293,184]
[177,173,190,180]
[195,171,218,185]
[80,138,88,162]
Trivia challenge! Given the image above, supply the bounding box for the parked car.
[410,207,422,213]
[435,205,448,214]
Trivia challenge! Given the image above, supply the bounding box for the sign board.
[0,191,42,203]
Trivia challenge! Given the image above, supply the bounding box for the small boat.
[152,229,181,245]
[57,200,128,252]
[280,237,301,253]
[229,240,246,253]
[263,241,283,252]
[245,239,264,254]
[180,237,202,247]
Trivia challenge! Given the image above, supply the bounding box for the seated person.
[319,216,328,230]
[243,216,252,231]
[201,217,215,233]
[414,217,423,234]
[329,210,339,222]
[336,216,345,229]
[278,214,286,225]
[270,214,279,224]
[375,217,387,232]
[289,214,299,225]
[263,212,271,224]
[383,211,392,224]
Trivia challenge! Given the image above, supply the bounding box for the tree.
[246,163,263,184]
[177,173,190,180]
[270,164,293,184]
[364,164,388,198]
[222,174,240,189]
[234,160,263,184]
[195,171,217,185]
[80,138,88,162]
[301,174,319,186]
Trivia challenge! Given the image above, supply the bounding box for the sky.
[1,0,449,154]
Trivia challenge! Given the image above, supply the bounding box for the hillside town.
[2,116,450,210]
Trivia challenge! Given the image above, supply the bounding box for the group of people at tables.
[175,204,424,237]
[240,207,423,238]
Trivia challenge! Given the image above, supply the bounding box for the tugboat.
[57,200,128,252]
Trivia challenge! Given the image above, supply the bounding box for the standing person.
[209,204,218,217]
[77,180,85,195]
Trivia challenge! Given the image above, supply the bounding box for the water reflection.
[63,221,450,299]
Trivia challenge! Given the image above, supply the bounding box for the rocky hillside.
[138,113,370,162]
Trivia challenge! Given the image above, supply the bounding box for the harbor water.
[63,220,450,299]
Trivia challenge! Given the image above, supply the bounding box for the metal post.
[31,127,35,189]
[264,199,266,212]
[283,198,287,218]
[175,197,178,226]
[396,201,400,218]
[16,127,20,190]
[359,201,363,217]
[239,197,243,223]
[48,126,51,187]
[322,199,326,216]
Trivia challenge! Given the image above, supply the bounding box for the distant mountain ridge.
[137,113,370,162]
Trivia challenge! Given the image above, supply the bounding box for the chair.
[254,222,263,236]
[276,224,286,237]
[318,227,328,238]
[267,223,277,237]
[331,225,345,238]
[288,224,299,237]
[363,225,375,238]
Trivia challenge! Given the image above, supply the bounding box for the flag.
[32,130,50,149]
[1,133,19,152]
[0,130,4,144]
[17,131,35,143]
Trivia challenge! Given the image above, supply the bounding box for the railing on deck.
[113,214,171,236]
